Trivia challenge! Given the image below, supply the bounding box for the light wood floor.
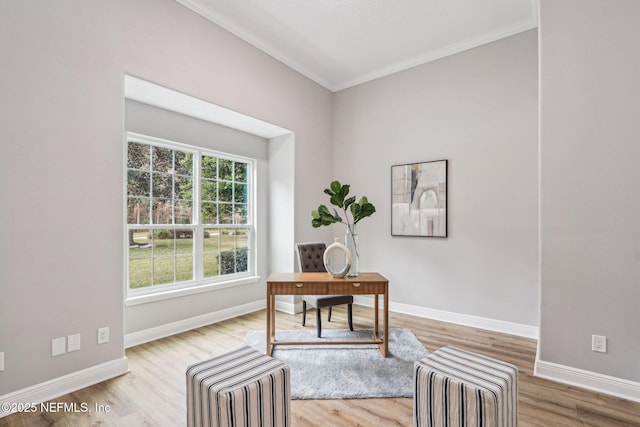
[2,306,640,426]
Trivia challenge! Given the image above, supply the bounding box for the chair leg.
[328,306,332,322]
[347,303,353,331]
[316,308,322,338]
[302,300,307,326]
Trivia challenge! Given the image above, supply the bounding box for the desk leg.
[374,294,379,339]
[383,288,389,357]
[266,292,272,355]
[270,294,276,340]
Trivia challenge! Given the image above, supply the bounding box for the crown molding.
[333,20,538,92]
[175,0,335,90]
[175,0,538,92]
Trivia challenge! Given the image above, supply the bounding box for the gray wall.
[539,0,640,382]
[333,30,539,328]
[0,0,333,395]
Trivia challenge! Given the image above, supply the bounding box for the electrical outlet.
[52,337,66,357]
[0,352,4,371]
[97,327,110,344]
[592,335,607,353]
[67,334,81,352]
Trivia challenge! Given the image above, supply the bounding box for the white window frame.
[125,132,258,306]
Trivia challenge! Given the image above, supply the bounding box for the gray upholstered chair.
[295,242,354,337]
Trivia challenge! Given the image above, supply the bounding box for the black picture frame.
[391,159,448,237]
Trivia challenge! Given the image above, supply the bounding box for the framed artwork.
[391,159,448,237]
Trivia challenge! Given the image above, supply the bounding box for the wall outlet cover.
[98,327,110,344]
[592,334,607,353]
[52,337,66,357]
[67,334,81,352]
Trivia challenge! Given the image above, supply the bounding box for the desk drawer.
[269,282,328,295]
[329,282,386,295]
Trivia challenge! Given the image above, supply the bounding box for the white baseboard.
[275,299,301,315]
[124,300,265,348]
[353,296,539,339]
[535,359,640,403]
[0,357,129,419]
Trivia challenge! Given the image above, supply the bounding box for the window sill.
[125,275,261,307]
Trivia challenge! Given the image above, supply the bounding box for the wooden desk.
[266,272,389,357]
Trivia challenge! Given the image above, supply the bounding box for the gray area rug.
[242,328,429,400]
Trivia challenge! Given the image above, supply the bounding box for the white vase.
[323,238,352,278]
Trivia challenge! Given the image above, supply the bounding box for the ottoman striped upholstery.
[414,346,518,427]
[186,346,291,427]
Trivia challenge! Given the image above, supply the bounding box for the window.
[126,133,254,297]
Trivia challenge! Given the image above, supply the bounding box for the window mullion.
[149,145,154,225]
[215,158,219,224]
[231,162,235,227]
[193,151,201,225]
[171,150,176,225]
[151,232,155,286]
[217,230,222,276]
[193,153,203,281]
[173,234,177,284]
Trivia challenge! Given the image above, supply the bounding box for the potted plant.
[311,180,376,276]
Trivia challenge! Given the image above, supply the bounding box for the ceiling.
[176,0,538,92]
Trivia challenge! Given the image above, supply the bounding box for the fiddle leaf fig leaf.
[344,196,356,209]
[311,204,340,228]
[325,181,350,208]
[350,202,362,219]
[311,180,375,228]
[352,198,376,224]
[329,194,343,208]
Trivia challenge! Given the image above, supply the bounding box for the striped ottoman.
[414,346,518,427]
[186,346,291,427]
